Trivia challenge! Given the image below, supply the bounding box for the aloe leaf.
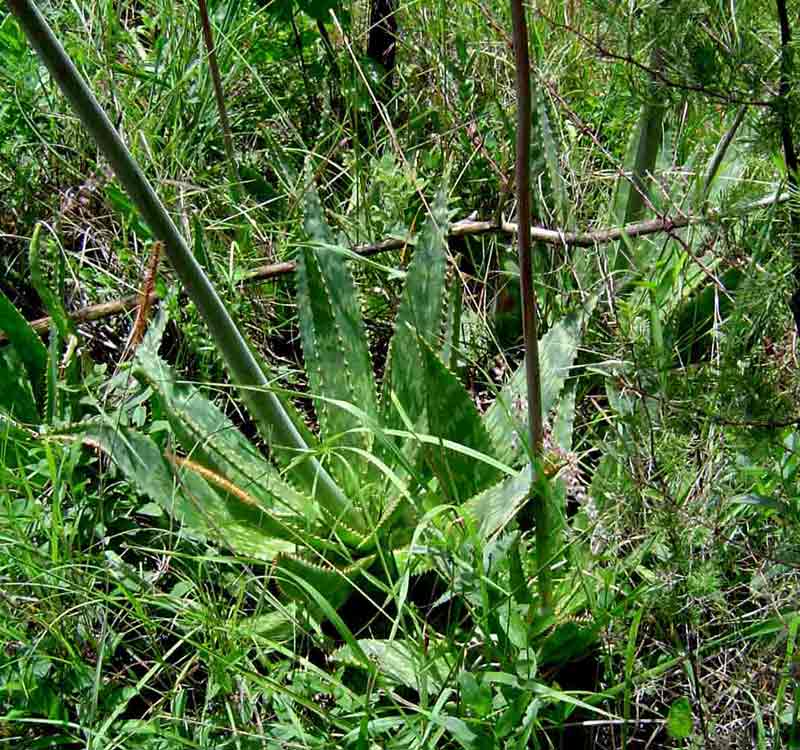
[381,190,450,434]
[44,329,58,424]
[484,312,581,466]
[9,1,348,513]
[669,267,744,364]
[132,345,315,524]
[532,90,569,227]
[0,346,39,423]
[418,337,498,501]
[509,534,533,605]
[29,225,74,341]
[314,501,376,550]
[610,94,665,277]
[82,423,297,560]
[551,381,576,452]
[0,413,37,468]
[464,464,533,539]
[612,101,665,228]
[29,224,80,423]
[331,639,453,693]
[233,606,298,645]
[297,186,378,488]
[274,553,374,615]
[441,268,463,373]
[360,490,415,553]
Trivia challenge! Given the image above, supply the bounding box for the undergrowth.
[2,0,800,747]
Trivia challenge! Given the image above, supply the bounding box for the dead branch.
[0,210,715,343]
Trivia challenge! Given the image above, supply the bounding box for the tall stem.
[509,0,550,610]
[197,0,242,203]
[776,0,800,333]
[8,0,349,514]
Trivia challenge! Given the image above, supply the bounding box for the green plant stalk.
[8,0,349,514]
[510,0,550,611]
[700,106,746,207]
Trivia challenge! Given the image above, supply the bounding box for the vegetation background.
[1,0,800,747]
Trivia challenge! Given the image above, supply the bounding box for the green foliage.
[666,696,694,739]
[6,0,800,745]
[0,225,83,427]
[79,185,580,623]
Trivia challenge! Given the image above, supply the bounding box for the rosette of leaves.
[82,186,581,616]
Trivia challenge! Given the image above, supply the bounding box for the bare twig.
[0,210,738,344]
[197,0,241,201]
[776,0,800,334]
[534,7,774,108]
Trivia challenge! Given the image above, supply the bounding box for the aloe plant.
[10,0,581,617]
[80,185,581,616]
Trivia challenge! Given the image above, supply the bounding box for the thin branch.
[0,209,760,343]
[534,8,774,108]
[511,0,551,610]
[509,0,544,460]
[197,0,241,201]
[776,0,800,334]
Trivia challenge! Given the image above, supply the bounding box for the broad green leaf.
[509,534,532,605]
[610,95,665,276]
[669,267,743,364]
[464,464,532,539]
[419,337,498,500]
[459,671,493,718]
[298,187,378,492]
[439,717,477,749]
[381,189,449,436]
[442,269,463,373]
[234,606,298,645]
[532,90,569,227]
[666,697,693,739]
[539,621,598,666]
[133,348,316,525]
[82,423,297,560]
[0,413,36,468]
[0,346,39,423]
[612,101,664,228]
[484,312,581,466]
[29,224,74,340]
[551,381,576,451]
[332,639,453,693]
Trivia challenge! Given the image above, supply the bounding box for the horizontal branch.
[0,210,729,343]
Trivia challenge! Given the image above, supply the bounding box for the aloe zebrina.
[82,184,581,614]
[8,0,346,513]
